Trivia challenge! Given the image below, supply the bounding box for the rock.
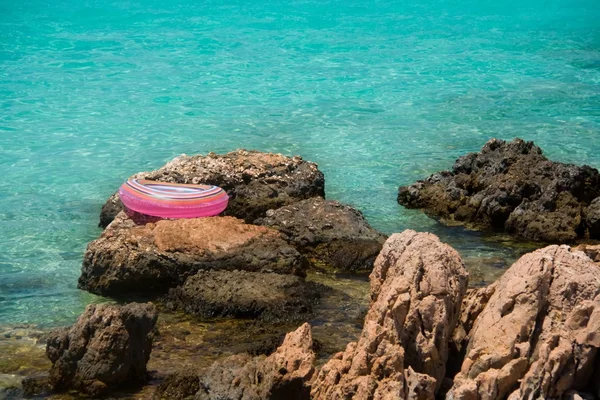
[448,245,600,400]
[99,150,325,228]
[0,383,20,400]
[196,323,315,400]
[447,285,497,379]
[310,230,468,398]
[164,270,321,323]
[154,371,200,400]
[398,138,600,242]
[79,213,306,296]
[563,391,597,400]
[99,193,124,229]
[585,197,600,238]
[574,243,600,263]
[255,197,387,272]
[46,302,157,396]
[21,373,52,397]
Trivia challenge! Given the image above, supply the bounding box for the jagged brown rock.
[255,197,387,272]
[448,245,600,400]
[310,230,468,398]
[573,243,600,263]
[164,270,321,322]
[100,150,325,228]
[46,303,157,396]
[79,212,306,296]
[398,138,600,242]
[196,323,315,400]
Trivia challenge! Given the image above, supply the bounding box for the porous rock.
[21,373,52,397]
[585,197,600,239]
[46,302,157,396]
[164,270,321,322]
[398,138,600,242]
[79,212,306,296]
[153,371,200,400]
[100,150,325,228]
[310,230,468,398]
[196,322,315,400]
[448,245,600,400]
[255,197,387,272]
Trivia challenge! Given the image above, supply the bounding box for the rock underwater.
[398,138,600,243]
[100,150,325,228]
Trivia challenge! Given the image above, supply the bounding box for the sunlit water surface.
[1,0,599,326]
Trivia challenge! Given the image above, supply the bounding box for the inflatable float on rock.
[118,179,229,218]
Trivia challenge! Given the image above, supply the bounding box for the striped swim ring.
[118,179,229,218]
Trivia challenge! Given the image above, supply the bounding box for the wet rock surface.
[46,302,157,396]
[164,270,322,322]
[398,138,600,243]
[255,197,387,272]
[79,213,306,296]
[153,371,200,400]
[196,323,315,400]
[99,150,325,228]
[448,245,600,400]
[311,230,468,398]
[21,373,52,397]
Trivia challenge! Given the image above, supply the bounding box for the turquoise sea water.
[1,0,599,326]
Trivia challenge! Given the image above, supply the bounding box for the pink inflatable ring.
[118,179,229,218]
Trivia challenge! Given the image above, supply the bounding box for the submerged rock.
[99,150,325,228]
[164,270,321,322]
[153,371,200,400]
[310,230,468,398]
[196,323,315,400]
[79,212,306,296]
[21,373,52,397]
[46,302,157,396]
[398,138,600,242]
[448,245,600,400]
[255,197,387,272]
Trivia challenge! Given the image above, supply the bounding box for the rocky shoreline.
[3,144,600,399]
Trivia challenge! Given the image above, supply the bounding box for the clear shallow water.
[1,0,599,326]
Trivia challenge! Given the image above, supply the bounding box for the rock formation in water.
[398,138,600,242]
[310,230,469,398]
[100,150,325,228]
[255,197,387,272]
[164,269,322,322]
[196,323,315,400]
[448,245,600,400]
[80,212,306,296]
[45,302,157,396]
